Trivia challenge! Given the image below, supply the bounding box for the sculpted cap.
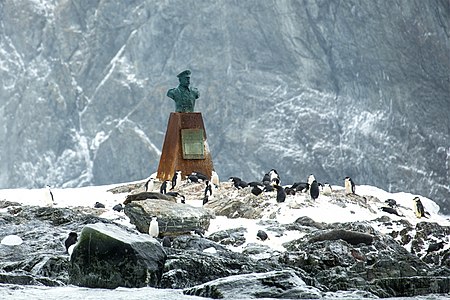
[177,69,191,78]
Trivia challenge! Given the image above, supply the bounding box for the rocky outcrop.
[124,199,214,236]
[183,270,323,299]
[68,222,166,289]
[0,189,449,298]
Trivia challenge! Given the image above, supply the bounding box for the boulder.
[183,270,322,299]
[124,199,213,236]
[160,244,280,289]
[68,222,166,289]
[205,189,271,219]
[309,229,374,246]
[123,192,176,204]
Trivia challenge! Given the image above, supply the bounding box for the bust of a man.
[166,70,200,113]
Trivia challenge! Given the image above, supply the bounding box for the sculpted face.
[179,76,190,88]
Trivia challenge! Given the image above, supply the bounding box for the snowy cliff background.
[0,0,449,213]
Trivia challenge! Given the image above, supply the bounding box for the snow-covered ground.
[1,180,449,253]
[1,179,449,300]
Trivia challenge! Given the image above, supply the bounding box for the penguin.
[263,183,275,192]
[149,216,159,238]
[204,180,213,199]
[211,170,220,187]
[413,196,427,218]
[43,185,54,207]
[160,180,169,194]
[251,185,263,196]
[307,174,316,186]
[262,173,271,185]
[229,177,248,189]
[322,183,332,196]
[94,202,105,208]
[268,169,280,184]
[380,206,403,216]
[203,194,209,206]
[344,177,356,194]
[187,174,199,183]
[309,180,320,200]
[273,184,286,203]
[112,203,123,212]
[64,232,78,254]
[171,170,182,190]
[144,178,154,192]
[293,182,309,193]
[161,236,171,248]
[256,230,269,241]
[284,187,296,196]
[166,192,186,204]
[385,199,397,208]
[192,171,208,182]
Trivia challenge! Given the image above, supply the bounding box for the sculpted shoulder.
[191,87,200,99]
[167,88,177,99]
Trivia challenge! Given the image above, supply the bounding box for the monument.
[156,70,214,182]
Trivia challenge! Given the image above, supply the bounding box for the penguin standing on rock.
[273,184,286,203]
[211,170,220,187]
[171,170,182,190]
[413,196,429,218]
[43,185,55,207]
[149,217,159,238]
[205,180,213,196]
[269,169,280,184]
[160,180,169,194]
[144,178,154,192]
[310,180,320,200]
[64,232,78,254]
[344,177,356,194]
[322,183,332,196]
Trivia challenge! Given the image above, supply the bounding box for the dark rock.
[68,222,166,289]
[94,202,105,208]
[256,229,268,241]
[161,247,277,289]
[112,203,123,212]
[208,227,247,247]
[183,270,322,299]
[124,199,213,236]
[123,192,176,204]
[171,235,228,252]
[309,229,374,246]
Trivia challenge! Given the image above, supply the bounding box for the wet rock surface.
[1,181,449,298]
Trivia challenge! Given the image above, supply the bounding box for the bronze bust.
[167,70,200,113]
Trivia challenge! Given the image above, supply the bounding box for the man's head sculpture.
[167,69,200,113]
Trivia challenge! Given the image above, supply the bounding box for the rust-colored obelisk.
[156,112,214,181]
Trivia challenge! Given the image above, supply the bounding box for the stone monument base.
[156,112,214,182]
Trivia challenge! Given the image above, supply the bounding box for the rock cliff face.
[0,1,448,212]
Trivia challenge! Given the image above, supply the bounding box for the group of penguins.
[62,169,435,254]
[229,169,356,204]
[142,170,220,206]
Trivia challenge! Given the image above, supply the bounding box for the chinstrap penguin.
[171,170,182,190]
[149,216,160,238]
[64,232,78,254]
[344,177,356,194]
[309,180,320,200]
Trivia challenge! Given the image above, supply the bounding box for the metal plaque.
[181,129,205,159]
